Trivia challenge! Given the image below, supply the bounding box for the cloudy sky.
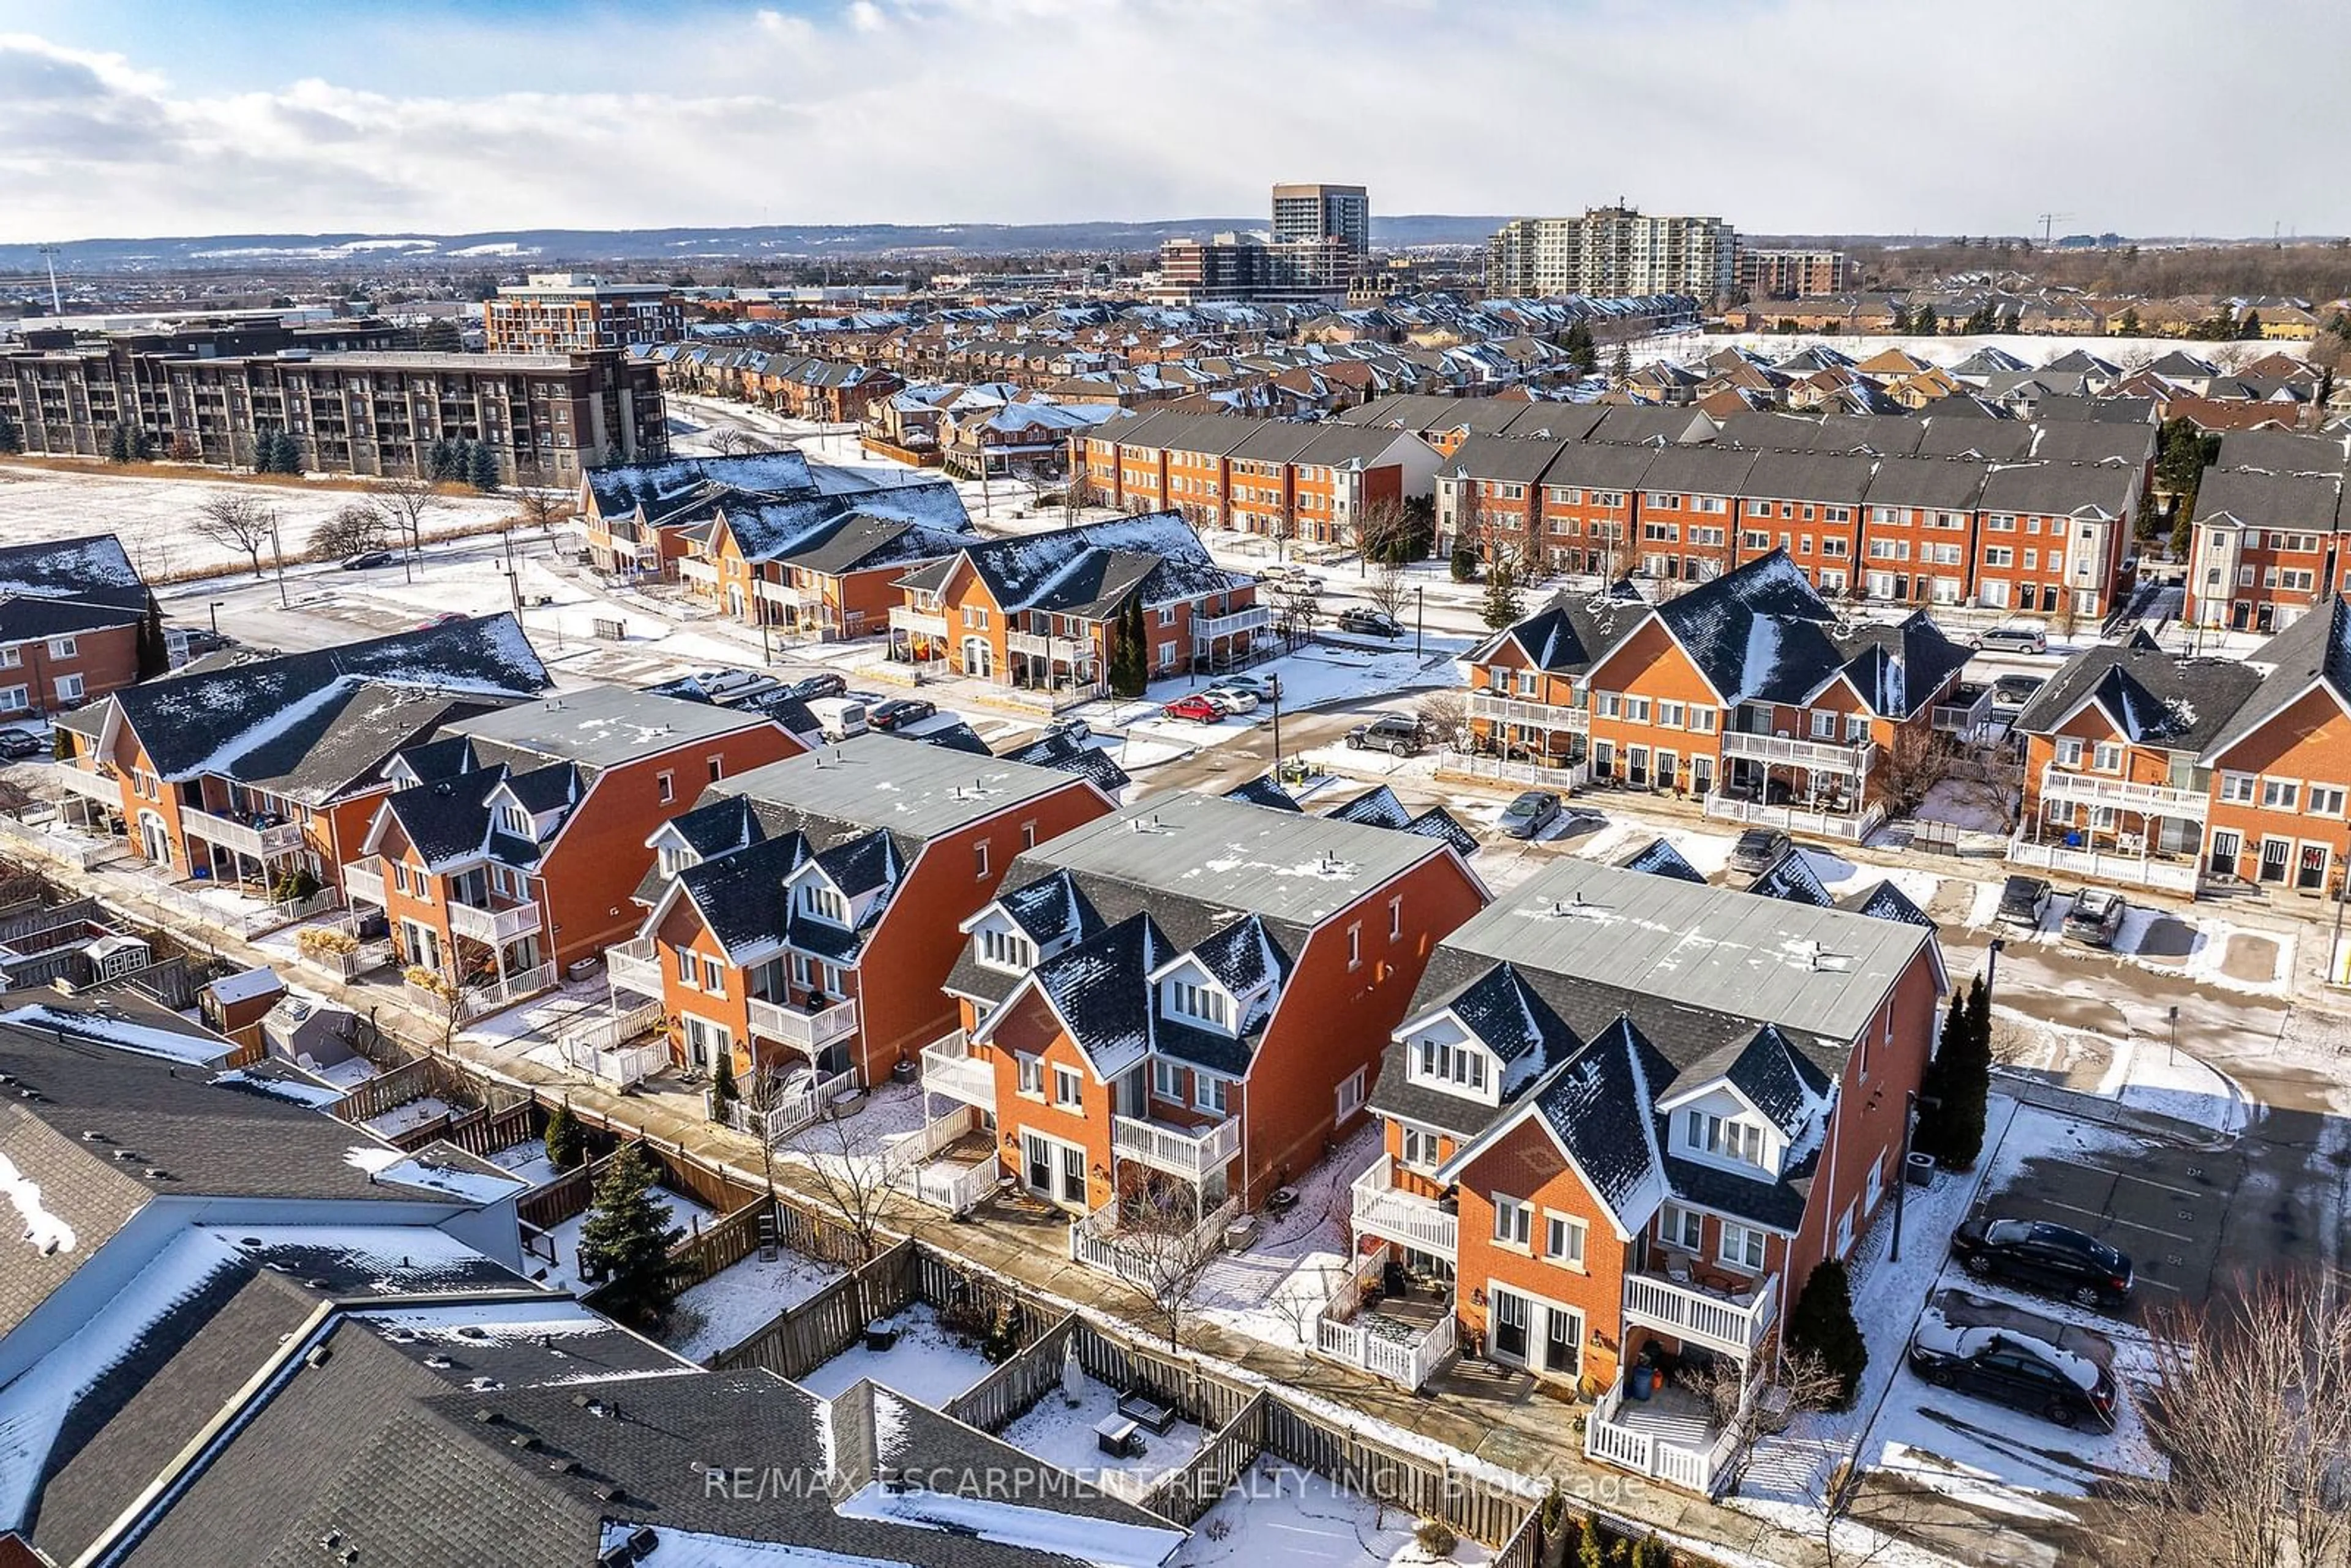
[1,0,2340,243]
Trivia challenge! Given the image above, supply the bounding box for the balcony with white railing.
[1191,606,1272,643]
[1704,793,1886,843]
[342,857,387,910]
[1312,1248,1458,1390]
[182,806,305,860]
[1584,1372,1745,1496]
[51,763,121,807]
[1069,1192,1242,1289]
[1932,688,1995,735]
[1621,1268,1779,1359]
[755,577,812,608]
[2036,764,2208,819]
[1112,1113,1242,1180]
[1468,692,1590,733]
[678,557,719,586]
[889,604,950,640]
[1007,629,1092,663]
[918,1029,996,1111]
[1720,730,1876,776]
[1349,1155,1457,1259]
[746,994,859,1053]
[604,936,662,997]
[447,896,542,945]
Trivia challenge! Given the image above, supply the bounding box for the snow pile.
[837,1482,1183,1568]
[0,1151,74,1256]
[794,1303,995,1408]
[666,1247,847,1364]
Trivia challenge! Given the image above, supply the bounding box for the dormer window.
[498,805,531,838]
[1166,980,1227,1029]
[979,926,1033,972]
[657,846,694,878]
[801,885,848,925]
[1686,1110,1765,1168]
[1415,1038,1487,1093]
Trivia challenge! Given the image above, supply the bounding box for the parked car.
[1907,1317,2119,1431]
[868,697,937,733]
[2063,888,2127,947]
[0,729,45,760]
[1200,684,1261,715]
[340,549,393,570]
[1996,874,2052,928]
[419,612,470,628]
[1216,673,1280,701]
[786,672,848,701]
[1990,673,2045,714]
[1045,718,1091,745]
[1971,623,2050,656]
[1497,790,1563,841]
[1344,713,1424,756]
[1335,607,1402,638]
[1728,827,1793,877]
[1950,1218,2135,1308]
[1163,695,1223,724]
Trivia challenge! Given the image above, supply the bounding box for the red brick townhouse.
[576,449,819,576]
[2186,467,2346,633]
[0,535,157,718]
[2013,601,2351,896]
[1358,856,1943,1492]
[1854,456,1990,607]
[1730,451,1873,592]
[675,481,981,641]
[614,733,1116,1089]
[51,615,550,894]
[931,791,1486,1260]
[1529,440,1656,578]
[1463,551,1973,839]
[1081,408,1440,549]
[887,512,1266,698]
[345,685,801,997]
[1973,461,2140,620]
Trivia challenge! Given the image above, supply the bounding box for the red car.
[1163,695,1223,723]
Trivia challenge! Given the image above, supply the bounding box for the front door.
[1060,1144,1087,1206]
[1627,746,1649,788]
[138,811,173,867]
[1490,1287,1531,1365]
[2260,837,2291,884]
[1690,756,1714,797]
[1655,749,1678,792]
[1542,1304,1581,1379]
[2298,844,2330,893]
[1022,1132,1052,1197]
[2209,829,2240,879]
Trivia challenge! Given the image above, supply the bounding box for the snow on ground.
[1092,642,1461,754]
[1194,1122,1379,1352]
[2089,1022,2249,1135]
[1899,777,2015,838]
[996,1370,1205,1501]
[1091,731,1194,772]
[1169,1464,1491,1567]
[486,1137,563,1191]
[1570,814,1738,878]
[529,1184,712,1296]
[777,1078,929,1187]
[361,1094,450,1139]
[665,1246,847,1364]
[307,1053,380,1091]
[793,1301,996,1408]
[0,461,519,579]
[210,1069,344,1108]
[1795,848,1948,912]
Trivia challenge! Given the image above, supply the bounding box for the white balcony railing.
[754,578,812,607]
[559,997,666,1059]
[50,764,121,806]
[1311,1248,1456,1390]
[678,557,719,585]
[1068,1193,1243,1289]
[1584,1371,1749,1496]
[2036,764,2208,819]
[1349,1155,1457,1258]
[1007,629,1092,663]
[889,606,949,640]
[1719,730,1877,776]
[1191,606,1271,643]
[604,936,663,997]
[446,897,542,945]
[1468,692,1591,733]
[1111,1113,1242,1180]
[1621,1270,1779,1358]
[2006,838,2201,893]
[560,1032,668,1090]
[1704,794,1886,843]
[342,858,387,910]
[182,806,305,860]
[918,1029,996,1111]
[746,994,858,1053]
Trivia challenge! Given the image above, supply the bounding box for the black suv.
[1728,828,1792,877]
[1907,1316,2119,1431]
[786,672,848,701]
[1996,874,2052,929]
[1344,714,1425,756]
[1951,1218,2134,1308]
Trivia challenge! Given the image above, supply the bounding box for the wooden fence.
[1258,1394,1537,1551]
[945,1311,1081,1433]
[391,1097,538,1159]
[328,1054,484,1127]
[714,1237,917,1381]
[1136,1388,1269,1528]
[1069,1318,1257,1433]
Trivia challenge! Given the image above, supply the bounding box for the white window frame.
[1491,1194,1532,1249]
[1400,1124,1442,1172]
[1719,1221,1768,1271]
[1543,1212,1588,1268]
[1052,1064,1084,1109]
[1658,1203,1703,1251]
[1335,1066,1367,1119]
[1016,1054,1045,1098]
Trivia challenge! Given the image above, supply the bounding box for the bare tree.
[1689,1346,1848,1491]
[1363,562,1413,622]
[2114,1272,2351,1568]
[707,427,751,458]
[1115,1171,1228,1348]
[1357,497,1420,566]
[512,487,573,538]
[1415,688,1468,749]
[367,475,447,562]
[787,1092,901,1263]
[1871,732,1963,817]
[192,494,281,579]
[312,502,389,559]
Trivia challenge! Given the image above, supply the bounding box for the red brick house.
[2185,465,2347,633]
[1361,857,1944,1491]
[677,481,981,641]
[0,535,156,718]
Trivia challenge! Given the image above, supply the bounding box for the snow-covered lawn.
[1090,642,1462,752]
[1169,1464,1491,1567]
[1895,777,2015,838]
[996,1370,1205,1501]
[776,1078,929,1185]
[528,1184,713,1296]
[485,1137,564,1191]
[793,1301,997,1408]
[362,1095,451,1139]
[665,1246,847,1364]
[1569,815,1738,879]
[1194,1123,1379,1353]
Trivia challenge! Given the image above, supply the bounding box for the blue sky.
[1,0,2342,243]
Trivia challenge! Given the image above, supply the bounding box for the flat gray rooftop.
[446,685,770,769]
[1447,856,1933,1044]
[713,732,1098,836]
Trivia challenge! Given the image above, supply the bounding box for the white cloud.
[0,1,2342,242]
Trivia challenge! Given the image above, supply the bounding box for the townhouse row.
[2180,429,2351,632]
[0,534,156,719]
[1439,432,2148,620]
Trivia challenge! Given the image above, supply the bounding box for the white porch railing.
[889,605,949,640]
[559,997,666,1058]
[410,961,555,1020]
[1112,1113,1242,1180]
[884,1106,999,1215]
[1583,1372,1749,1496]
[1192,606,1272,643]
[1468,692,1591,733]
[50,764,121,806]
[746,994,858,1052]
[560,1035,669,1090]
[298,937,392,982]
[918,1029,996,1111]
[1440,749,1592,792]
[2036,764,2209,819]
[342,857,386,909]
[1704,794,1886,843]
[2006,837,2200,893]
[1311,1250,1456,1390]
[678,557,719,585]
[1720,730,1876,775]
[1007,629,1091,662]
[754,577,811,608]
[1621,1270,1779,1357]
[604,936,663,997]
[447,897,541,945]
[181,806,304,860]
[722,1067,861,1146]
[1068,1193,1243,1290]
[1349,1155,1457,1258]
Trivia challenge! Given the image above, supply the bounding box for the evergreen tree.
[1108,596,1148,697]
[1577,1518,1608,1568]
[2000,309,2022,335]
[0,404,18,454]
[1610,342,1631,384]
[135,590,170,680]
[710,1048,738,1122]
[1929,976,1992,1171]
[427,437,456,481]
[1914,990,1967,1163]
[1785,1258,1869,1410]
[1888,302,1913,334]
[1914,306,1939,337]
[576,1144,683,1330]
[1564,318,1599,377]
[1480,560,1523,630]
[1627,1536,1668,1568]
[1449,541,1479,584]
[2238,309,2263,340]
[276,432,304,475]
[544,1100,585,1171]
[132,426,156,460]
[468,440,500,491]
[106,424,130,463]
[2118,307,2141,336]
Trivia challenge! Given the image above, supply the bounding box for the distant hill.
[0,215,1513,275]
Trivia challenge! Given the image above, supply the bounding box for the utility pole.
[1414,585,1425,658]
[270,518,289,609]
[37,246,62,316]
[1268,675,1284,781]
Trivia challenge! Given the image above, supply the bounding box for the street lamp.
[207,601,223,636]
[1414,584,1425,659]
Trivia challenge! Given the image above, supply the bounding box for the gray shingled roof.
[2191,468,2343,533]
[2011,642,2261,755]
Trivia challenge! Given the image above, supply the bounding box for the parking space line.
[2066,1162,2212,1202]
[2033,1196,2200,1245]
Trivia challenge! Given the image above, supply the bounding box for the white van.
[1971,623,2049,656]
[804,696,870,741]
